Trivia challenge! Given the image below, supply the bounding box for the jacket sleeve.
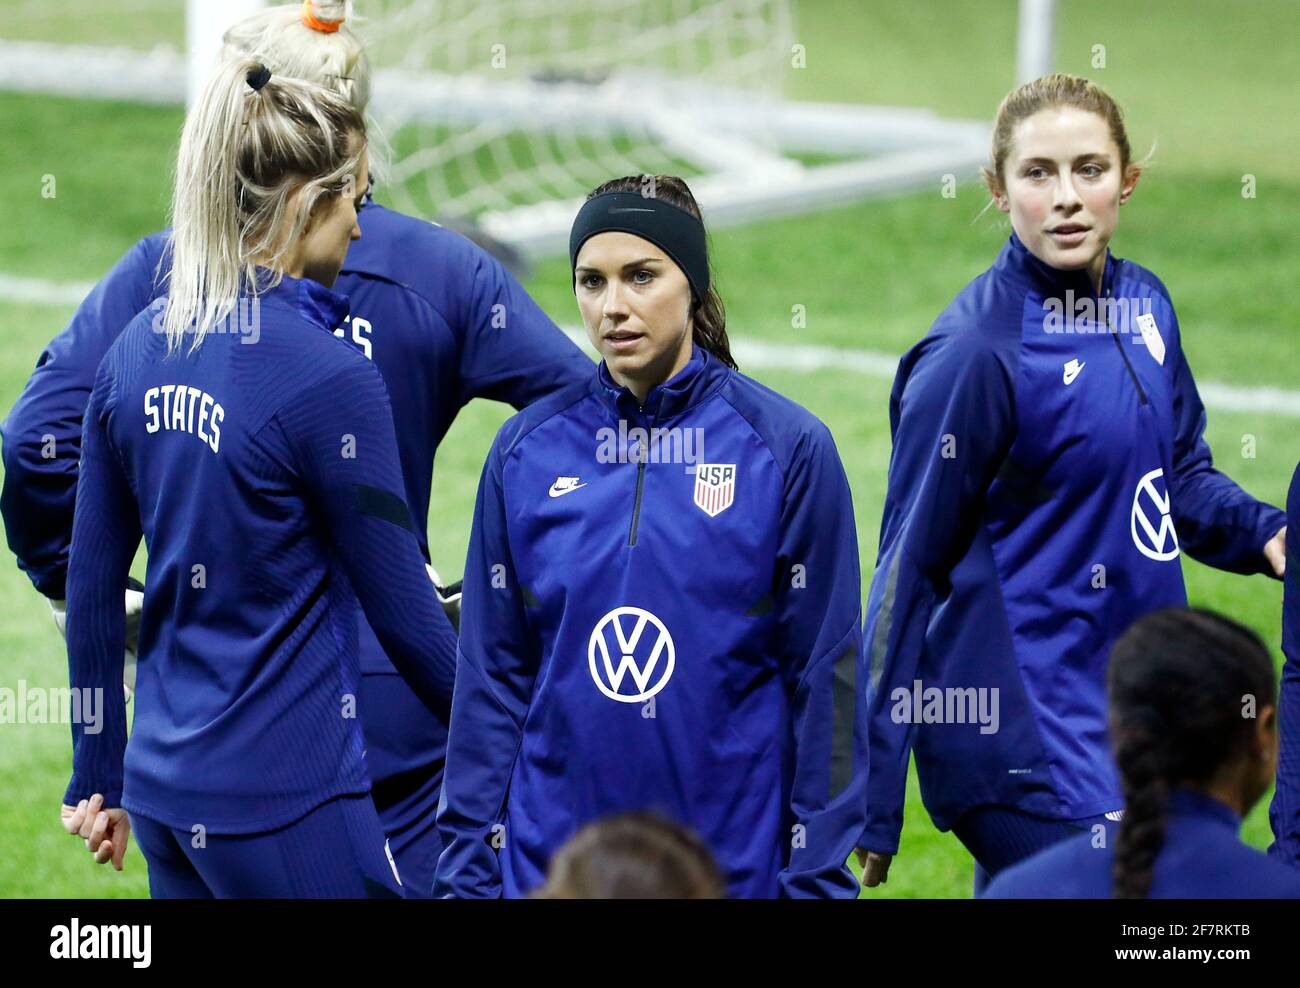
[455,242,593,409]
[63,372,139,807]
[1167,316,1285,575]
[775,422,868,899]
[1269,463,1300,865]
[434,433,539,898]
[860,334,1015,855]
[273,361,457,718]
[1,238,158,600]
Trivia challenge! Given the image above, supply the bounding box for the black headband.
[569,191,709,301]
[246,64,272,92]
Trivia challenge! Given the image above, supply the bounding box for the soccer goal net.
[358,0,992,257]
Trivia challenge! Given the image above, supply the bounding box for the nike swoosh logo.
[549,482,589,498]
[608,207,655,214]
[1063,360,1085,385]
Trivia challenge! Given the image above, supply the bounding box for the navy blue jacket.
[433,346,868,898]
[985,789,1300,898]
[1269,462,1300,864]
[1,200,593,783]
[64,275,456,831]
[862,234,1285,854]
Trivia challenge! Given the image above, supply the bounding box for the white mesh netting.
[356,0,794,223]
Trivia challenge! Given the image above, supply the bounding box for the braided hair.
[1108,608,1275,898]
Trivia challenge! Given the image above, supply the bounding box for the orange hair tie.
[301,1,343,33]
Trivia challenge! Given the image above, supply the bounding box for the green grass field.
[0,0,1296,898]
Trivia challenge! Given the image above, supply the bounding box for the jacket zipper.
[627,455,647,547]
[627,402,649,547]
[1100,270,1149,406]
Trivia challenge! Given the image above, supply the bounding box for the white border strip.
[0,273,97,306]
[0,274,1294,418]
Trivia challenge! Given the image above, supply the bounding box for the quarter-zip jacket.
[64,275,456,831]
[861,233,1285,855]
[985,788,1300,898]
[433,346,868,898]
[1,201,592,788]
[1269,462,1300,865]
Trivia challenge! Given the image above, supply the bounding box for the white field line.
[0,273,98,306]
[563,329,1300,418]
[1,273,1295,417]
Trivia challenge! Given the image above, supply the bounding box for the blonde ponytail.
[164,56,366,350]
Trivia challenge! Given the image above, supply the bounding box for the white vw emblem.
[1130,467,1179,561]
[588,606,675,702]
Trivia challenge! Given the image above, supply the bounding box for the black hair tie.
[246,64,272,92]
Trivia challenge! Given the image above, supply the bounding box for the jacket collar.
[256,270,350,334]
[994,230,1120,299]
[1166,788,1242,830]
[592,344,727,425]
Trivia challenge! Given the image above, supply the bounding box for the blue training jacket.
[1269,462,1300,865]
[861,233,1285,855]
[984,788,1300,898]
[64,274,456,831]
[433,346,868,898]
[0,200,593,784]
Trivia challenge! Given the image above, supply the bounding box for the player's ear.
[982,167,1009,214]
[1119,163,1141,205]
[1254,703,1278,761]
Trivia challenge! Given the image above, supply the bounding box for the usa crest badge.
[693,463,736,517]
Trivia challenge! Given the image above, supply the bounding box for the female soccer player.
[59,56,455,898]
[432,175,868,899]
[5,1,591,897]
[1269,462,1299,864]
[857,74,1287,891]
[986,608,1300,898]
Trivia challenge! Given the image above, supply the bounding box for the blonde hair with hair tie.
[164,56,367,350]
[221,1,370,113]
[301,0,343,33]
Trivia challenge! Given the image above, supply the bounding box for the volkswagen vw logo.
[588,606,675,703]
[1130,467,1180,562]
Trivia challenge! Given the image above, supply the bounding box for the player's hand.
[1264,526,1286,578]
[49,597,68,637]
[855,848,893,887]
[49,584,144,702]
[48,583,143,641]
[426,563,462,633]
[62,794,132,871]
[124,579,144,653]
[124,580,144,702]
